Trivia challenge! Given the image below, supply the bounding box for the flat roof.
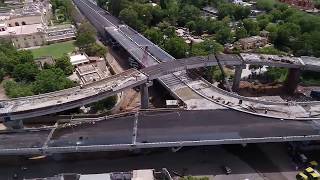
[0,23,43,36]
[70,54,89,65]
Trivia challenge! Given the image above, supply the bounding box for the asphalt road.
[0,109,319,153]
[48,110,320,148]
[0,144,299,180]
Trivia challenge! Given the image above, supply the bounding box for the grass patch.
[31,41,76,59]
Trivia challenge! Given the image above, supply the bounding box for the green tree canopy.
[235,27,248,40]
[55,55,74,75]
[13,63,39,82]
[215,26,232,44]
[33,68,74,94]
[164,37,189,59]
[243,18,260,36]
[3,80,34,98]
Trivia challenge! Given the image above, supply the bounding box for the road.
[0,144,300,180]
[0,109,320,155]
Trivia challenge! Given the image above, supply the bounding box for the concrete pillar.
[285,68,301,94]
[232,65,244,92]
[140,83,149,109]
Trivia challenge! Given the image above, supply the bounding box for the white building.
[0,0,76,48]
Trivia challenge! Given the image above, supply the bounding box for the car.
[222,165,232,175]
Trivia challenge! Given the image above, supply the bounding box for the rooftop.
[0,23,43,36]
[70,54,90,65]
[238,36,267,43]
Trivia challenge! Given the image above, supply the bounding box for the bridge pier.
[140,82,152,109]
[232,65,244,92]
[285,68,301,94]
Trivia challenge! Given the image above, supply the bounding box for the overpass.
[0,57,225,121]
[72,0,320,119]
[1,109,320,155]
[1,52,320,123]
[1,0,320,124]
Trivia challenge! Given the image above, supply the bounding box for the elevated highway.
[1,52,320,121]
[1,0,320,122]
[0,57,225,120]
[1,109,320,155]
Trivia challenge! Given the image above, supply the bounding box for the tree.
[164,37,189,59]
[109,0,122,17]
[89,96,117,113]
[160,0,168,9]
[265,67,288,82]
[55,55,74,75]
[234,5,251,20]
[3,80,34,98]
[85,43,107,57]
[158,21,176,38]
[119,8,144,31]
[77,21,96,35]
[265,23,278,42]
[215,27,232,44]
[235,27,248,40]
[256,0,276,11]
[275,23,301,49]
[16,50,34,64]
[186,21,196,32]
[0,68,4,83]
[75,32,96,48]
[144,28,164,45]
[33,68,74,94]
[13,63,39,82]
[243,18,260,36]
[217,3,235,19]
[293,31,320,57]
[178,5,200,26]
[97,0,107,7]
[191,39,224,56]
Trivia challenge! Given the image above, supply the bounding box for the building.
[0,0,76,48]
[25,169,173,180]
[279,0,315,10]
[234,36,268,51]
[70,53,109,84]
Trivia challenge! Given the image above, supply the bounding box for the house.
[234,36,268,51]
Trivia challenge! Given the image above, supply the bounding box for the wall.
[12,32,46,48]
[7,15,43,27]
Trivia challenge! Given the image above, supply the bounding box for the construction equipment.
[296,167,320,180]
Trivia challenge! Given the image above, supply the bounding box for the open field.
[31,41,76,59]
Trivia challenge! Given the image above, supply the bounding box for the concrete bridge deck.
[0,69,147,120]
[0,109,320,155]
[1,0,320,121]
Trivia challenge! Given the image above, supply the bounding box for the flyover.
[0,109,320,155]
[72,0,320,120]
[1,52,320,121]
[0,56,227,121]
[2,0,320,122]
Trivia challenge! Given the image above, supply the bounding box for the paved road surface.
[0,144,298,180]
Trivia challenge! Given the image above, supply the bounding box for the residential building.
[234,36,268,51]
